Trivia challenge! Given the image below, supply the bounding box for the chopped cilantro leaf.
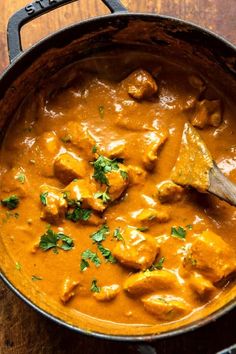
[80,259,89,271]
[94,190,111,204]
[186,224,193,230]
[91,224,109,243]
[66,207,92,222]
[39,229,74,253]
[113,228,124,242]
[91,155,120,185]
[137,227,149,232]
[32,275,43,281]
[80,249,101,271]
[120,170,128,180]
[15,262,21,271]
[91,279,101,293]
[98,105,105,119]
[16,172,25,184]
[40,192,48,206]
[171,226,186,239]
[64,193,92,222]
[1,195,19,210]
[92,145,98,153]
[98,243,116,263]
[150,257,165,271]
[58,233,74,250]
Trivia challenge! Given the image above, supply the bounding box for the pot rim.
[0,10,236,341]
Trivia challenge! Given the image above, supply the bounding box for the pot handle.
[7,0,127,63]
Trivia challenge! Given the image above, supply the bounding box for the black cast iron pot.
[0,0,236,342]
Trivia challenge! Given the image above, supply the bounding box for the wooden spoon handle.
[208,162,236,206]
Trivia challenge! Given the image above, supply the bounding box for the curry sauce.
[0,52,235,335]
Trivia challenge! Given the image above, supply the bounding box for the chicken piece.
[183,230,236,283]
[188,75,206,93]
[104,140,126,159]
[142,295,190,320]
[135,208,170,224]
[60,278,79,304]
[113,226,160,270]
[124,270,178,296]
[191,99,222,129]
[142,130,168,170]
[127,165,147,186]
[106,165,129,201]
[65,179,105,212]
[189,273,215,299]
[93,284,120,302]
[35,131,61,177]
[84,213,104,226]
[123,69,158,100]
[1,167,29,198]
[60,121,96,159]
[54,152,87,184]
[157,180,184,204]
[40,184,67,224]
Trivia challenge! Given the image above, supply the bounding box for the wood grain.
[0,1,236,353]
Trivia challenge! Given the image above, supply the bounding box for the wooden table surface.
[0,1,236,353]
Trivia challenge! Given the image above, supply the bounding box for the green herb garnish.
[92,145,98,153]
[66,206,92,222]
[40,192,48,206]
[91,279,101,293]
[64,194,92,222]
[171,226,186,239]
[1,195,19,210]
[16,172,25,184]
[92,155,120,185]
[150,257,165,271]
[94,190,111,204]
[97,243,116,263]
[137,227,149,232]
[186,224,193,230]
[120,170,128,180]
[39,229,74,253]
[15,262,22,271]
[113,228,124,242]
[32,275,43,281]
[80,249,101,271]
[91,224,109,243]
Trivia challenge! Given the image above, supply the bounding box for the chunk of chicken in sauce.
[113,227,160,270]
[157,180,185,204]
[54,152,87,184]
[183,230,236,283]
[106,164,129,201]
[190,99,222,129]
[34,131,62,177]
[64,179,105,212]
[124,270,178,296]
[142,130,168,170]
[188,273,216,299]
[60,278,80,304]
[134,207,170,225]
[93,284,120,302]
[40,185,67,224]
[0,167,29,198]
[142,295,191,321]
[59,121,96,160]
[123,69,158,100]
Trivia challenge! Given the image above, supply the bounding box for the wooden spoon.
[170,122,236,206]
